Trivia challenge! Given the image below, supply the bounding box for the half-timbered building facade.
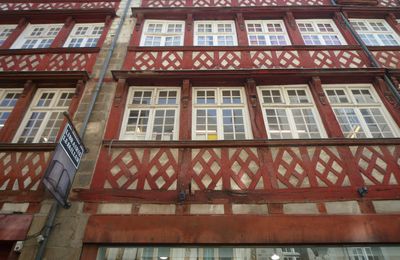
[1,0,400,259]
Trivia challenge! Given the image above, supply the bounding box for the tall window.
[0,25,16,46]
[245,20,290,46]
[296,19,346,45]
[192,88,251,140]
[140,20,185,46]
[0,89,22,129]
[120,87,180,140]
[324,84,398,138]
[12,24,63,49]
[194,21,237,46]
[350,19,400,46]
[258,85,325,139]
[14,89,74,143]
[64,23,104,48]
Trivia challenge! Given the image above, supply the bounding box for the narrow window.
[296,19,346,45]
[350,19,400,46]
[194,21,237,46]
[14,89,74,143]
[246,20,291,46]
[192,87,251,140]
[140,20,185,46]
[120,87,180,140]
[258,85,325,139]
[0,25,16,46]
[64,23,104,48]
[324,84,398,138]
[12,24,63,49]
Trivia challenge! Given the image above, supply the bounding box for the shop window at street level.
[140,20,185,46]
[192,87,251,140]
[11,24,63,49]
[258,85,326,139]
[64,23,104,48]
[194,21,238,46]
[296,19,347,45]
[245,20,291,46]
[349,19,400,46]
[324,84,399,138]
[13,89,74,143]
[120,87,180,141]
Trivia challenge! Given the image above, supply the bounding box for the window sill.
[103,138,400,148]
[0,47,100,55]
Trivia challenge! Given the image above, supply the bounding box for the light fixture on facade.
[271,253,280,260]
[159,257,169,260]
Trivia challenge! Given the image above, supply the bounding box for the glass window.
[140,20,185,46]
[120,87,180,140]
[96,245,392,260]
[258,86,325,139]
[324,84,398,138]
[14,89,74,143]
[64,23,104,48]
[192,88,251,140]
[0,25,16,46]
[0,89,22,129]
[296,19,346,45]
[194,21,237,46]
[246,20,291,46]
[12,24,63,49]
[350,19,400,46]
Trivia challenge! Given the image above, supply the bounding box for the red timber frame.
[0,7,116,73]
[77,69,400,202]
[0,71,88,205]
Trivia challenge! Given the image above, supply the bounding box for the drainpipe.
[34,0,133,259]
[330,0,400,103]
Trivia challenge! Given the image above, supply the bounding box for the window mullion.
[355,107,372,138]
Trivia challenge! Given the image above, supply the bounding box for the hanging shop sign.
[42,115,86,208]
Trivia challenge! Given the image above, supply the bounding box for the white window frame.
[140,20,185,47]
[0,88,22,129]
[324,84,399,138]
[349,19,400,46]
[194,20,238,46]
[64,23,104,48]
[120,87,180,141]
[257,85,326,139]
[245,20,291,46]
[192,87,252,140]
[11,23,63,49]
[13,88,75,143]
[296,19,347,45]
[0,24,16,46]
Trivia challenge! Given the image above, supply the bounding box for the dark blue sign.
[43,121,85,208]
[60,124,84,169]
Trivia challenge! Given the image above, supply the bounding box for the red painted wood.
[0,18,28,50]
[178,79,192,140]
[103,78,127,139]
[130,13,144,47]
[0,214,32,241]
[308,77,343,138]
[284,12,304,45]
[0,81,36,142]
[96,15,112,48]
[51,17,75,48]
[80,245,98,260]
[244,79,267,139]
[373,77,400,127]
[333,12,358,45]
[84,214,400,243]
[385,13,400,36]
